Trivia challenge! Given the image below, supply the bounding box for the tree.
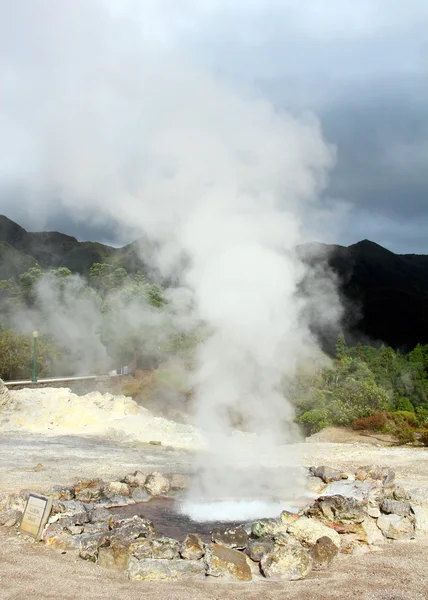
[0,330,60,381]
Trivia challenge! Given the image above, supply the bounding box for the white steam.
[1,1,342,511]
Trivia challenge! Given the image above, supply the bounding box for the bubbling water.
[180,499,298,522]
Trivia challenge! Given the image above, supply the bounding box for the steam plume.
[1,1,342,511]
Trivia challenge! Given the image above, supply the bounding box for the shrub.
[395,424,416,445]
[420,427,428,447]
[352,412,388,432]
[395,397,415,412]
[298,409,330,435]
[392,411,418,426]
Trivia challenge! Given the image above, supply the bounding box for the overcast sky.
[1,0,427,253]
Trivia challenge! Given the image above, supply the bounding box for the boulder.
[180,534,205,560]
[361,517,385,546]
[309,466,347,483]
[411,504,428,535]
[79,532,111,562]
[287,517,340,549]
[166,473,189,491]
[251,518,287,538]
[74,479,104,503]
[127,557,205,581]
[310,536,339,570]
[131,537,180,560]
[376,515,415,540]
[246,537,275,562]
[380,499,412,517]
[51,499,88,517]
[306,475,327,496]
[98,535,133,570]
[367,506,381,518]
[358,466,395,486]
[90,507,111,523]
[306,495,366,524]
[130,488,150,502]
[393,487,411,501]
[48,486,75,501]
[103,481,130,499]
[123,472,147,487]
[260,541,312,580]
[321,480,374,502]
[205,543,252,581]
[0,379,11,408]
[0,509,22,527]
[110,514,155,539]
[212,526,248,549]
[43,523,82,551]
[144,472,170,496]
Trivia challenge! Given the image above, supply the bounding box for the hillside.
[0,215,146,276]
[1,215,427,350]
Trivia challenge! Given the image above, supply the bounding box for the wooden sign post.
[20,493,52,539]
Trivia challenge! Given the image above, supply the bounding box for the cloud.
[0,0,426,252]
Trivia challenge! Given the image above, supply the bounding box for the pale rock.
[368,506,381,518]
[144,472,170,496]
[0,509,22,527]
[260,542,312,580]
[309,466,345,483]
[361,517,385,546]
[123,472,147,487]
[377,514,415,540]
[104,481,130,498]
[411,504,428,535]
[127,557,205,581]
[287,517,340,548]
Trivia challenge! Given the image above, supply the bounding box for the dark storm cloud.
[0,0,427,252]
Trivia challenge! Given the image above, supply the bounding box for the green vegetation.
[291,333,428,445]
[1,255,428,447]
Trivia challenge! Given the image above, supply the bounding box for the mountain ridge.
[1,214,427,350]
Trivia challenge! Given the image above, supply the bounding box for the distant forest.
[1,215,428,443]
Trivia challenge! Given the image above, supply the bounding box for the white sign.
[20,493,52,539]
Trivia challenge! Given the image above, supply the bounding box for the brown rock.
[310,536,339,570]
[205,543,252,581]
[246,537,275,562]
[180,534,205,560]
[79,532,111,562]
[305,495,366,524]
[131,537,180,560]
[212,526,248,549]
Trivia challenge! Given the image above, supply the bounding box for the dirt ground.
[0,429,427,599]
[1,529,427,600]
